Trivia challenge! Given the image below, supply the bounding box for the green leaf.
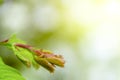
[9,35,39,69]
[7,34,25,48]
[0,57,25,80]
[0,34,39,69]
[0,34,25,49]
[12,45,39,69]
[0,34,65,73]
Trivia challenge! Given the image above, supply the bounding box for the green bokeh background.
[1,0,120,80]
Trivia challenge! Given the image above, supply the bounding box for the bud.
[0,34,65,73]
[35,56,55,73]
[33,49,65,73]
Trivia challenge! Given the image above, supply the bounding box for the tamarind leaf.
[0,57,25,80]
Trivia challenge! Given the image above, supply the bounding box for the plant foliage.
[0,57,25,80]
[0,34,65,80]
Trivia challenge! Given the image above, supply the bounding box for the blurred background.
[0,0,120,80]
